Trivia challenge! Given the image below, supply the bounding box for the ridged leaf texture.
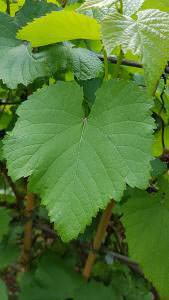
[44,43,103,80]
[78,0,116,11]
[0,0,59,88]
[4,80,153,241]
[102,9,169,95]
[78,0,144,16]
[17,11,101,47]
[0,10,102,88]
[122,177,169,300]
[123,0,145,15]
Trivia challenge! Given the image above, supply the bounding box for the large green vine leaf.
[4,80,153,241]
[122,177,169,300]
[17,11,101,47]
[102,9,169,95]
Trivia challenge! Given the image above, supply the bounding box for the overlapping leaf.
[15,0,59,27]
[102,9,169,94]
[0,0,59,88]
[44,43,103,80]
[0,0,101,88]
[122,177,169,300]
[17,11,101,47]
[4,80,153,241]
[0,208,11,241]
[78,0,144,16]
[19,252,118,300]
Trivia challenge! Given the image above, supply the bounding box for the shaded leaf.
[122,177,169,300]
[15,0,59,27]
[0,208,11,241]
[45,43,103,80]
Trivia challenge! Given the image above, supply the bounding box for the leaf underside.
[102,9,169,95]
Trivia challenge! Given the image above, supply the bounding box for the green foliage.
[15,0,59,27]
[0,279,8,300]
[78,0,116,11]
[44,43,104,80]
[141,0,169,12]
[19,252,151,300]
[0,0,168,299]
[0,240,20,270]
[122,177,169,299]
[122,0,145,16]
[102,9,169,94]
[0,0,57,88]
[19,252,118,300]
[0,208,11,241]
[17,10,101,47]
[4,80,153,241]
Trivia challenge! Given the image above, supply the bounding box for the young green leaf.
[122,177,169,300]
[4,80,153,241]
[102,9,169,95]
[17,11,101,47]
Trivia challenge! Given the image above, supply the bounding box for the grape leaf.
[122,177,169,300]
[78,0,116,11]
[44,43,103,80]
[0,241,20,270]
[102,9,169,95]
[0,10,102,87]
[15,0,59,27]
[17,11,101,47]
[4,80,153,241]
[0,279,8,300]
[141,0,169,12]
[78,0,144,16]
[0,208,11,241]
[0,0,58,89]
[19,252,118,300]
[123,0,145,16]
